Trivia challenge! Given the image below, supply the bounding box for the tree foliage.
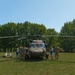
[46,28,59,48]
[59,19,75,52]
[0,19,75,52]
[0,21,49,51]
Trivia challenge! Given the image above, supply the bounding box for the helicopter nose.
[30,48,43,53]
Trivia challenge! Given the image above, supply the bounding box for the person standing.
[50,47,54,60]
[54,47,60,60]
[3,52,7,58]
[16,48,19,57]
[9,53,12,58]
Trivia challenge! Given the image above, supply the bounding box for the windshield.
[29,43,45,48]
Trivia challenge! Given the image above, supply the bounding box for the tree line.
[0,19,75,52]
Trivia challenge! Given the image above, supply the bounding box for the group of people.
[16,47,29,60]
[3,52,12,58]
[3,46,60,60]
[49,47,61,60]
[3,47,28,59]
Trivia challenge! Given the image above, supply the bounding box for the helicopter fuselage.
[29,40,46,58]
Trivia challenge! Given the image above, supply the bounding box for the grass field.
[0,52,75,75]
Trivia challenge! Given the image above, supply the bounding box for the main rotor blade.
[0,35,75,39]
[0,36,19,39]
[42,35,75,37]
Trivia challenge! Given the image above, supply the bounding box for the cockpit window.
[30,43,45,48]
[39,44,44,47]
[40,44,46,48]
[36,44,39,47]
[29,44,35,48]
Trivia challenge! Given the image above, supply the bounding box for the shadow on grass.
[17,58,44,62]
[0,56,75,64]
[15,58,75,63]
[0,56,45,62]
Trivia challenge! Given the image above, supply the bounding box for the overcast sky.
[0,0,75,32]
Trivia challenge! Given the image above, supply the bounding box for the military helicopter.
[0,34,75,59]
[18,35,48,59]
[28,39,47,58]
[0,35,48,59]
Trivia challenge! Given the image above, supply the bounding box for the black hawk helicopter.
[0,35,75,59]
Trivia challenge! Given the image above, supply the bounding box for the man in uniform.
[54,47,60,60]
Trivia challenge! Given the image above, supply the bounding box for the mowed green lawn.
[0,52,75,75]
